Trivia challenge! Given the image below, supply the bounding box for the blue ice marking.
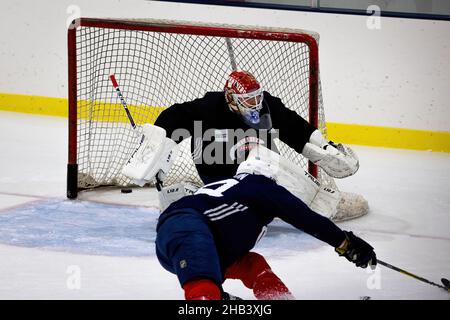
[0,199,160,257]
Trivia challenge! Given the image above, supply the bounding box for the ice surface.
[0,111,449,299]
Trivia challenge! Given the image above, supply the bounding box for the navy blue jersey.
[154,91,316,183]
[158,174,345,269]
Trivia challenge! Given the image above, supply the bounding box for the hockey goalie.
[121,70,367,221]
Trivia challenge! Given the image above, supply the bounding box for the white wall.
[1,0,449,131]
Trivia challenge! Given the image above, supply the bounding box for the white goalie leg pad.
[158,182,198,211]
[274,161,319,208]
[236,145,319,206]
[309,186,341,219]
[121,124,178,186]
[277,163,341,219]
[302,142,359,179]
[334,192,368,222]
[237,146,341,218]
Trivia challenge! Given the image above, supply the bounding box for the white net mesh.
[71,19,367,220]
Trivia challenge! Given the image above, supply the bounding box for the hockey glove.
[335,231,377,269]
[302,142,359,178]
[302,130,359,178]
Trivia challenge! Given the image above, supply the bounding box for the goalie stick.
[378,259,450,293]
[109,74,163,191]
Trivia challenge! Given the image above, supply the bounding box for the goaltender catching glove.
[302,130,359,179]
[335,231,377,269]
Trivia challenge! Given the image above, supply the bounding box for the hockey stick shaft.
[378,259,449,291]
[110,74,138,130]
[109,74,163,191]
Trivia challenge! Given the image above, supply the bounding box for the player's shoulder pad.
[234,172,276,185]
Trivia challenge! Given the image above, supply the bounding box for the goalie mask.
[224,70,272,130]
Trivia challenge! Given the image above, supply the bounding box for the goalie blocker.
[120,124,198,210]
[121,124,178,186]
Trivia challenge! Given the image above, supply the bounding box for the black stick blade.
[441,278,450,291]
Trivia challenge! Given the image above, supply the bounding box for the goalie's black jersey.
[157,173,345,269]
[154,91,316,183]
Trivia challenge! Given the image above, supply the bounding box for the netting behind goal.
[67,18,367,221]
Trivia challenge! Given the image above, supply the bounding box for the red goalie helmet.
[225,70,261,96]
[224,71,271,129]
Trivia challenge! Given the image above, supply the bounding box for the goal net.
[67,18,368,221]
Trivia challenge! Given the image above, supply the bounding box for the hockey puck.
[121,188,132,194]
[441,278,450,290]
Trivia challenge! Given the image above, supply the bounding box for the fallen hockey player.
[120,125,376,300]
